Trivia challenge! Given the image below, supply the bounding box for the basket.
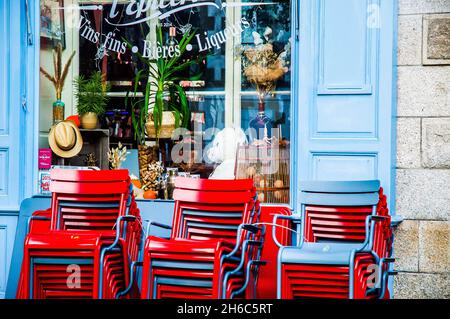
[145,111,179,139]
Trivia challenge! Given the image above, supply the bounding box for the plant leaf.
[174,84,190,128]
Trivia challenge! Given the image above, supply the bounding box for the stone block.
[419,221,450,273]
[422,118,450,168]
[398,15,423,65]
[397,118,421,168]
[423,14,450,65]
[399,0,450,15]
[394,220,419,272]
[397,66,450,117]
[394,272,450,299]
[396,169,450,220]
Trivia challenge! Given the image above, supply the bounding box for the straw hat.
[48,120,83,158]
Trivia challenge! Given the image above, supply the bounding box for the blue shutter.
[295,0,396,210]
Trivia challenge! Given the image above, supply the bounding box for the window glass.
[38,0,292,204]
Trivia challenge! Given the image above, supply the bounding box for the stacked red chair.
[16,169,142,299]
[256,206,293,298]
[273,180,396,299]
[140,178,265,299]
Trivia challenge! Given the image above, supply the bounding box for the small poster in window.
[40,0,66,49]
[38,171,51,195]
[38,148,52,170]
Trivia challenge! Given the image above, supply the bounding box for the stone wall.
[394,0,450,299]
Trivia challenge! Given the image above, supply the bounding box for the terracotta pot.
[80,112,98,129]
[145,111,180,139]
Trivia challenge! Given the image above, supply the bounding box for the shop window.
[38,0,292,204]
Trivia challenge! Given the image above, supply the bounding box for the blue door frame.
[1,0,398,298]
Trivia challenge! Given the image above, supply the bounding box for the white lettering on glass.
[106,1,275,27]
[196,18,250,52]
[143,41,181,59]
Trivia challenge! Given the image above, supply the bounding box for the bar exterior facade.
[0,0,448,299]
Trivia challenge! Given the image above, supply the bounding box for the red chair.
[140,177,265,299]
[17,169,141,299]
[255,206,292,298]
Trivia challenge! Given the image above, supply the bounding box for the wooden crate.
[55,129,110,169]
[235,144,290,204]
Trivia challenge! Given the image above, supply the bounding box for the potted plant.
[129,25,202,141]
[127,24,202,190]
[74,71,110,129]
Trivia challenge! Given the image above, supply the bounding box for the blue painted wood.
[5,197,175,298]
[312,153,377,180]
[296,0,396,214]
[0,0,28,299]
[23,0,41,198]
[289,0,300,209]
[0,0,24,211]
[300,180,381,193]
[299,192,380,206]
[0,215,18,299]
[317,0,374,96]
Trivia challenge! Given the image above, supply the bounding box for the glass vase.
[53,99,65,124]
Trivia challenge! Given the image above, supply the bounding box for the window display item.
[166,26,178,46]
[145,111,180,139]
[65,115,81,127]
[235,143,290,204]
[38,170,51,195]
[74,71,110,129]
[138,145,160,190]
[248,111,275,142]
[39,43,76,124]
[240,28,290,142]
[84,152,98,167]
[38,148,52,170]
[143,190,158,200]
[48,120,83,158]
[141,161,164,192]
[104,110,132,139]
[130,24,198,141]
[52,100,65,124]
[108,142,127,169]
[164,167,178,200]
[52,129,110,169]
[207,127,247,180]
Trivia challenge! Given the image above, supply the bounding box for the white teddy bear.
[206,126,248,179]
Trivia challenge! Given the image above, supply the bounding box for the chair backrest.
[299,180,381,244]
[170,177,257,242]
[49,169,132,233]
